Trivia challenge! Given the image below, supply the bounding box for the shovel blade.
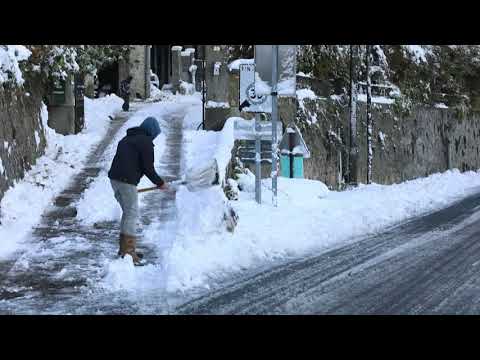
[184,159,220,191]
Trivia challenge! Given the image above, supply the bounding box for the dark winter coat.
[108,118,164,186]
[120,79,131,98]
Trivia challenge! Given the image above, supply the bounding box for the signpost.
[239,63,271,113]
[238,46,297,206]
[234,117,282,204]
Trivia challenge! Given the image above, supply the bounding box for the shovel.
[138,159,220,193]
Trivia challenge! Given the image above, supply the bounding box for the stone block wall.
[0,75,47,204]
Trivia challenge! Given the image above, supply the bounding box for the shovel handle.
[137,180,185,193]
[137,186,159,193]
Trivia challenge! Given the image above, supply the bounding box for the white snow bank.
[158,169,480,292]
[0,95,123,259]
[435,103,449,109]
[0,45,31,85]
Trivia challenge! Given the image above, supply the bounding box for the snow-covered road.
[176,189,480,314]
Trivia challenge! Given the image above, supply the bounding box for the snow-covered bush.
[298,45,480,110]
[0,45,31,86]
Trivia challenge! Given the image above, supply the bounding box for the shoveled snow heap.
[0,94,124,259]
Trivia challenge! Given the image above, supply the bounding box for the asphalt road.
[176,189,480,315]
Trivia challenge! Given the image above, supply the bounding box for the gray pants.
[110,179,138,236]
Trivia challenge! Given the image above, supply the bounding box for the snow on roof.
[171,46,182,51]
[279,123,311,158]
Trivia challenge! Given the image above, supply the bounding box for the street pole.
[271,45,279,207]
[349,45,358,186]
[366,45,373,184]
[255,114,262,204]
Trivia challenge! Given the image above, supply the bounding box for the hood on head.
[139,117,161,139]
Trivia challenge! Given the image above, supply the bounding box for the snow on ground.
[89,95,480,296]
[0,95,123,259]
[161,167,480,294]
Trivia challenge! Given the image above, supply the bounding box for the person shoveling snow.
[108,116,220,266]
[108,116,168,265]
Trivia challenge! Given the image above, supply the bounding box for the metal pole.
[202,59,205,130]
[255,114,262,204]
[271,45,279,207]
[366,45,373,184]
[349,45,358,186]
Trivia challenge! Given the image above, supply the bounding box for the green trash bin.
[280,153,304,178]
[293,154,304,178]
[280,154,290,178]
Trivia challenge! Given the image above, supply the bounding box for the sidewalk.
[0,100,192,314]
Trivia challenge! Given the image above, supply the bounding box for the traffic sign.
[234,118,282,141]
[239,63,272,113]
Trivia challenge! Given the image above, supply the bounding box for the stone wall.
[0,75,47,203]
[297,84,480,189]
[119,45,150,100]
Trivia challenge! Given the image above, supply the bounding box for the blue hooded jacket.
[139,117,161,139]
[108,116,164,186]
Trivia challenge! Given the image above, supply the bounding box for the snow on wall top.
[0,45,31,85]
[228,58,254,72]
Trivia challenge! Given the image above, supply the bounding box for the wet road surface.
[176,189,480,314]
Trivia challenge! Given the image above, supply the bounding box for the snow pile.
[0,45,31,85]
[435,103,449,109]
[179,81,195,95]
[296,88,317,101]
[0,95,123,259]
[158,169,480,292]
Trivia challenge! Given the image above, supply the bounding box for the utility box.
[279,124,310,179]
[46,73,84,135]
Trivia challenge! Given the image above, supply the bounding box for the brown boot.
[122,234,143,266]
[118,233,126,257]
[118,233,143,259]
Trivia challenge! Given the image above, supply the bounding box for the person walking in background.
[120,76,133,111]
